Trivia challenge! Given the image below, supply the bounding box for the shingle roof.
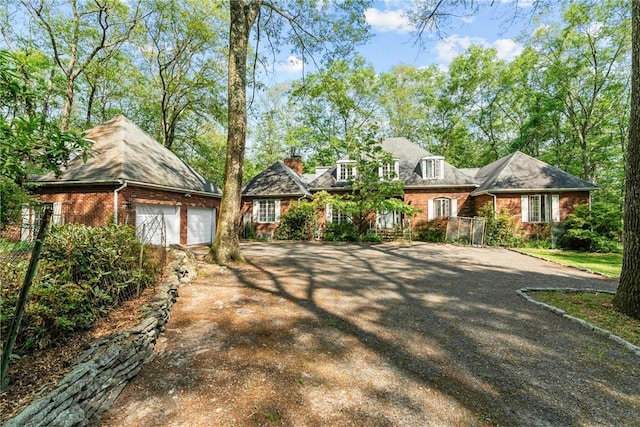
[381,138,477,187]
[29,115,220,195]
[243,161,311,197]
[471,151,596,195]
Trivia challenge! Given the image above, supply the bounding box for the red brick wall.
[240,197,293,237]
[472,191,591,236]
[32,185,220,245]
[403,188,474,227]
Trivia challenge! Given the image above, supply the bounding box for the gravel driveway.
[101,242,639,426]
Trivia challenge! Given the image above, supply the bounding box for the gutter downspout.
[114,181,128,223]
[487,193,498,219]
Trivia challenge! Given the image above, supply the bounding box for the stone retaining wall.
[4,248,198,427]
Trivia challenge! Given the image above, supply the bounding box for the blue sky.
[268,0,556,82]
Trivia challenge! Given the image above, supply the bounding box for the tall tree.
[613,0,640,320]
[209,0,370,263]
[21,0,142,131]
[136,0,227,149]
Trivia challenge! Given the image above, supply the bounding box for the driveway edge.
[517,287,640,357]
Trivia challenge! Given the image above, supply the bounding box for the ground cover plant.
[0,223,162,354]
[530,290,640,347]
[519,248,622,278]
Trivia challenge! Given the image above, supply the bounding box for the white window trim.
[252,199,281,223]
[421,156,445,180]
[521,194,560,223]
[378,159,400,181]
[428,197,454,220]
[337,160,357,182]
[326,204,350,224]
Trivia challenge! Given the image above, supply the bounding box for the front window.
[326,204,350,224]
[379,160,399,181]
[422,156,444,180]
[337,161,357,182]
[528,195,548,223]
[434,198,451,218]
[257,199,276,223]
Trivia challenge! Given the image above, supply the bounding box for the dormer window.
[337,160,357,182]
[379,160,400,181]
[422,156,444,180]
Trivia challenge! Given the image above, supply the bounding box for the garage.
[136,204,181,246]
[187,207,216,245]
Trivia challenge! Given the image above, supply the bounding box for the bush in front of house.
[0,223,160,352]
[478,202,523,247]
[322,222,359,242]
[414,218,447,242]
[558,203,623,253]
[274,200,317,240]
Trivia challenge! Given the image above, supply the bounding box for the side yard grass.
[519,248,638,348]
[530,291,640,347]
[518,248,622,278]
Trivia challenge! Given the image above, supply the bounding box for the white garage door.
[136,204,181,246]
[187,207,216,245]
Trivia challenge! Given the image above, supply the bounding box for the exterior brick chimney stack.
[284,155,303,175]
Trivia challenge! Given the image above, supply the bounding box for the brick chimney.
[284,155,303,175]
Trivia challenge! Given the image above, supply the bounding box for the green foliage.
[360,232,382,243]
[0,50,89,185]
[413,218,441,242]
[274,200,318,241]
[323,222,359,242]
[0,223,160,353]
[414,218,447,243]
[0,177,35,230]
[559,203,623,253]
[477,202,522,247]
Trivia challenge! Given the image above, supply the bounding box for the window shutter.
[274,200,281,222]
[53,202,62,225]
[421,159,426,179]
[551,194,560,222]
[326,204,333,223]
[521,195,529,223]
[427,199,434,221]
[450,199,457,217]
[438,159,444,179]
[21,205,30,241]
[394,161,400,180]
[252,200,259,222]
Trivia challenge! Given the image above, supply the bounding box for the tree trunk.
[208,0,260,264]
[61,77,74,132]
[613,0,640,320]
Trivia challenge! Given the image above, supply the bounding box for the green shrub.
[478,202,522,247]
[0,223,160,353]
[360,232,383,243]
[323,222,359,242]
[274,201,317,240]
[559,203,622,253]
[414,218,447,242]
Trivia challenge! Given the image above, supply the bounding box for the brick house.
[27,115,221,246]
[241,157,311,238]
[242,137,595,237]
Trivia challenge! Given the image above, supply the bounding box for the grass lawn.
[518,248,622,278]
[530,290,640,347]
[520,248,638,348]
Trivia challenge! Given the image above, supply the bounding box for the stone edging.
[4,248,198,427]
[517,287,640,357]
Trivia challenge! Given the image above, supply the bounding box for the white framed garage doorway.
[136,204,181,246]
[187,207,216,245]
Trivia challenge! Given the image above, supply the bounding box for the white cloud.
[492,38,523,61]
[434,35,523,65]
[276,56,303,74]
[365,7,413,33]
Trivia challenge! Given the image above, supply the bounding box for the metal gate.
[446,217,486,246]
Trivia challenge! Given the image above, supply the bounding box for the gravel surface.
[100,242,639,426]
